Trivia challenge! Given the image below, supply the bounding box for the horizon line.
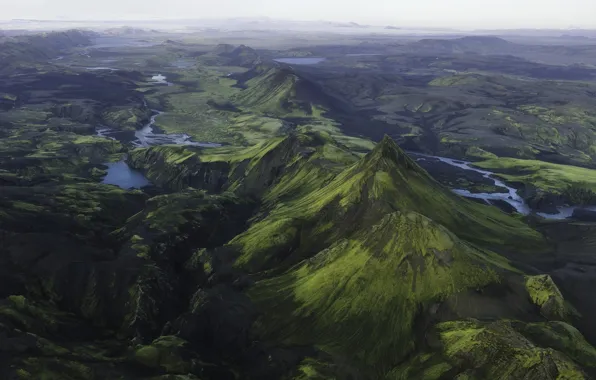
[1,17,596,31]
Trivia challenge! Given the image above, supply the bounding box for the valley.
[2,24,596,379]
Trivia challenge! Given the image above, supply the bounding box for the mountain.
[199,44,261,68]
[1,127,595,378]
[409,36,513,55]
[0,29,94,59]
[0,29,95,73]
[222,45,261,67]
[231,64,349,116]
[102,27,157,36]
[228,136,590,378]
[2,29,596,379]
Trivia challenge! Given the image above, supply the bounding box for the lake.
[101,161,150,189]
[274,57,326,65]
[346,53,382,56]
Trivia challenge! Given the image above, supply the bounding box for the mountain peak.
[366,135,421,172]
[376,134,400,153]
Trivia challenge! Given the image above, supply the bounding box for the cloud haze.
[2,0,595,29]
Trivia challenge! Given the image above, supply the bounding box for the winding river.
[97,75,221,189]
[133,110,221,148]
[414,153,596,220]
[415,154,530,215]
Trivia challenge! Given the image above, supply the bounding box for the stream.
[414,153,596,220]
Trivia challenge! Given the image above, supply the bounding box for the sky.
[1,0,596,29]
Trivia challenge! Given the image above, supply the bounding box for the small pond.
[101,161,150,189]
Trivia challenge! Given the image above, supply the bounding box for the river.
[97,74,221,189]
[414,153,596,220]
[414,153,530,215]
[132,110,222,148]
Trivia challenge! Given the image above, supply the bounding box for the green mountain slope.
[231,136,547,272]
[2,130,595,379]
[215,136,560,376]
[0,30,94,73]
[232,65,348,117]
[249,211,502,371]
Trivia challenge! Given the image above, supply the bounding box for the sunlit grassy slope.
[125,124,592,379]
[224,136,550,374]
[475,157,596,193]
[232,136,547,271]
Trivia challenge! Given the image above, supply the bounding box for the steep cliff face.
[128,145,233,192]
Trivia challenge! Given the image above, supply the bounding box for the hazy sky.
[2,0,595,29]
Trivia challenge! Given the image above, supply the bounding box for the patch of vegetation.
[525,274,578,321]
[436,319,587,379]
[474,157,596,204]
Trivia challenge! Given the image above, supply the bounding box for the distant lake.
[346,53,382,56]
[86,67,117,71]
[274,57,326,65]
[101,161,150,189]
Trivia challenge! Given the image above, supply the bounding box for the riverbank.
[412,152,596,220]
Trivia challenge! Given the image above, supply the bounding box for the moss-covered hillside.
[46,131,586,379]
[2,30,596,380]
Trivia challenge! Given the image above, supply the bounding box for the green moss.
[386,353,453,380]
[474,158,596,196]
[101,106,149,130]
[525,275,577,320]
[134,336,192,374]
[135,345,161,366]
[465,146,498,160]
[293,358,338,379]
[185,248,213,274]
[12,201,45,212]
[250,211,500,371]
[232,67,306,116]
[16,369,32,379]
[19,357,94,380]
[429,74,483,87]
[519,105,596,129]
[9,294,27,309]
[521,321,596,368]
[0,296,68,333]
[235,136,546,274]
[437,319,587,379]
